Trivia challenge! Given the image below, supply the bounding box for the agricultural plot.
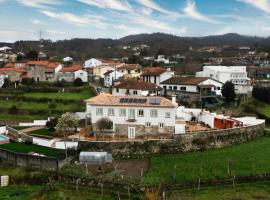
[0,84,95,122]
[143,136,270,185]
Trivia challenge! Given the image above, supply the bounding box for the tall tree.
[26,50,38,60]
[221,81,236,102]
[56,112,80,158]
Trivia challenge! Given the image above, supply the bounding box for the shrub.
[73,78,84,86]
[96,117,113,132]
[21,78,35,85]
[9,105,19,114]
[46,118,58,130]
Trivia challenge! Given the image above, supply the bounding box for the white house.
[160,77,223,96]
[84,58,103,68]
[196,66,253,94]
[141,67,174,86]
[63,56,73,62]
[103,70,123,87]
[0,72,6,88]
[58,65,88,82]
[85,93,178,139]
[112,79,162,96]
[154,55,169,64]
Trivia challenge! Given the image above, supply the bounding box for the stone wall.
[79,123,266,157]
[0,148,66,170]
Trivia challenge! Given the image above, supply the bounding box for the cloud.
[16,0,62,9]
[31,19,45,25]
[237,0,270,14]
[183,0,220,24]
[77,0,131,11]
[137,0,170,14]
[40,10,107,28]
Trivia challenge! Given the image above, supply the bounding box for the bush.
[96,117,113,132]
[73,78,84,86]
[46,118,58,130]
[21,78,35,85]
[9,105,19,114]
[253,86,270,104]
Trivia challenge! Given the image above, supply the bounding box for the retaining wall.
[79,123,266,157]
[0,148,66,170]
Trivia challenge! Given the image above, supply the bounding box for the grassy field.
[0,186,42,200]
[0,143,64,158]
[0,84,95,122]
[143,136,270,185]
[29,128,54,136]
[168,181,270,200]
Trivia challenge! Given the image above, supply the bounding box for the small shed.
[79,151,112,165]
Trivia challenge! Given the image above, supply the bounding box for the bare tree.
[56,112,80,159]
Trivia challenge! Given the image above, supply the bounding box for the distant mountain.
[1,33,270,60]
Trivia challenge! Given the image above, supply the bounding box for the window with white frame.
[129,109,135,120]
[165,112,171,118]
[108,108,115,116]
[159,122,164,128]
[133,90,138,95]
[150,109,158,117]
[138,109,144,117]
[96,108,103,116]
[119,108,126,116]
[145,122,151,127]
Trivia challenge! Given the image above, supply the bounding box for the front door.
[128,127,135,139]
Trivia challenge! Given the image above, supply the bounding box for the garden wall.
[79,123,266,158]
[0,148,66,170]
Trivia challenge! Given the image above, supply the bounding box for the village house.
[117,64,142,79]
[154,55,169,64]
[85,93,178,139]
[247,66,270,79]
[141,67,174,86]
[84,58,103,68]
[103,70,123,87]
[92,62,124,79]
[160,77,223,96]
[0,68,28,82]
[0,72,7,88]
[112,79,162,96]
[196,65,253,94]
[26,61,62,82]
[58,64,88,82]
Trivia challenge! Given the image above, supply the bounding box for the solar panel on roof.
[124,98,129,103]
[120,98,125,103]
[149,98,161,105]
[138,99,143,103]
[128,98,133,103]
[142,99,147,103]
[133,98,138,103]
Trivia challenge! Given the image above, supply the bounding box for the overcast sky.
[1,0,270,42]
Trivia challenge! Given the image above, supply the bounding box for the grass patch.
[0,143,64,158]
[143,136,270,185]
[168,181,270,200]
[0,186,41,200]
[11,126,31,131]
[29,129,54,136]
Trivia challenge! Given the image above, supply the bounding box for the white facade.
[142,70,174,86]
[87,104,176,131]
[0,74,6,88]
[161,79,223,96]
[74,69,88,82]
[155,55,169,64]
[84,58,102,68]
[196,66,252,94]
[112,88,156,96]
[104,70,123,87]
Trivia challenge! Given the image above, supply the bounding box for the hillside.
[2,33,270,60]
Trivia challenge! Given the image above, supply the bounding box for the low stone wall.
[0,148,66,170]
[79,123,266,157]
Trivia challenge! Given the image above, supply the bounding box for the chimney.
[171,93,178,107]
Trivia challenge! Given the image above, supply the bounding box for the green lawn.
[168,181,270,200]
[0,143,64,158]
[143,136,270,185]
[0,186,41,200]
[29,128,54,136]
[11,126,31,131]
[23,90,92,100]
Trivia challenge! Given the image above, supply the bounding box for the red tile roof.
[114,79,161,90]
[4,63,14,68]
[160,77,210,85]
[27,61,50,66]
[0,68,28,73]
[60,64,82,72]
[118,64,141,70]
[141,67,167,76]
[47,63,59,68]
[86,92,175,108]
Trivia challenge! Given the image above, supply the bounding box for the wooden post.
[197,178,201,191]
[128,186,130,200]
[227,159,231,176]
[232,175,235,189]
[200,160,203,177]
[101,184,104,196]
[173,164,176,182]
[76,178,80,192]
[117,191,121,200]
[140,168,143,184]
[252,157,255,173]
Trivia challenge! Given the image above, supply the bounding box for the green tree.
[221,81,236,102]
[26,50,38,60]
[56,112,80,158]
[73,78,84,86]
